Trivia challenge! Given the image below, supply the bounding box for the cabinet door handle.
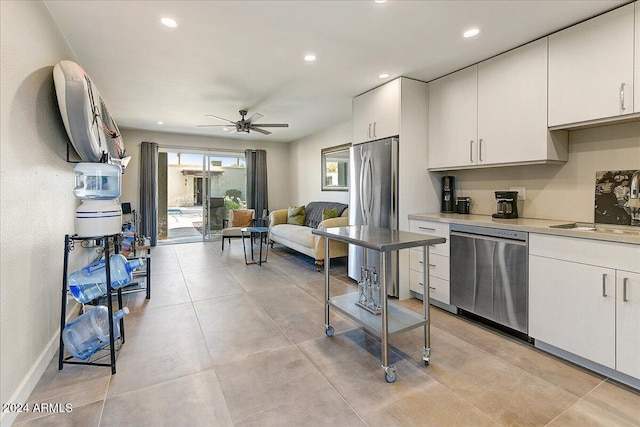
[479,139,483,162]
[623,277,629,302]
[602,273,608,297]
[418,226,436,232]
[372,122,377,138]
[429,286,436,291]
[620,83,626,112]
[428,263,436,268]
[470,140,475,162]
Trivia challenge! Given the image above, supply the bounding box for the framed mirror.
[321,143,351,191]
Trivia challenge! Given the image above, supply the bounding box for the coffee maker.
[441,176,456,213]
[492,191,518,219]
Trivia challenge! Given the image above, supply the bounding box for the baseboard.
[1,301,80,427]
[535,340,640,391]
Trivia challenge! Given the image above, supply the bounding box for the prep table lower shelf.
[328,292,427,336]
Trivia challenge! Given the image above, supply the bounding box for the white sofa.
[268,202,349,270]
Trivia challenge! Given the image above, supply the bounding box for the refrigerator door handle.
[363,152,374,224]
[359,151,368,224]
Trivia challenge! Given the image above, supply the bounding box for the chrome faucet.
[624,170,640,226]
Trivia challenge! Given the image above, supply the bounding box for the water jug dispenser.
[62,306,129,360]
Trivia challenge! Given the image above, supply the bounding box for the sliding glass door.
[159,148,246,244]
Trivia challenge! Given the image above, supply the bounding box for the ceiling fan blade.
[246,113,264,124]
[227,128,237,135]
[197,124,231,127]
[250,127,271,135]
[204,114,236,125]
[252,123,288,128]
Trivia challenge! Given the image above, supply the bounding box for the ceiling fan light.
[378,73,390,79]
[160,17,178,28]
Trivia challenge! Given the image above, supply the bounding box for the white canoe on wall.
[53,60,125,163]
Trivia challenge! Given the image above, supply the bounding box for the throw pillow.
[287,205,306,225]
[322,207,339,220]
[231,210,253,227]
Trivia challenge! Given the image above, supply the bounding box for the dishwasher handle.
[450,230,527,246]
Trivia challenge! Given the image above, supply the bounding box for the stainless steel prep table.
[312,225,446,382]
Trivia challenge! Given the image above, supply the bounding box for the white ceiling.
[44,0,628,143]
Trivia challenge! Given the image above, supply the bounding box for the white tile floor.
[14,241,640,426]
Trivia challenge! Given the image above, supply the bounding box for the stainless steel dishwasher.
[450,224,529,338]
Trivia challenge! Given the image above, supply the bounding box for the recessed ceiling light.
[160,17,178,28]
[157,121,164,125]
[374,0,388,3]
[378,73,390,79]
[304,54,317,62]
[463,28,480,38]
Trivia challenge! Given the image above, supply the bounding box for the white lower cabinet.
[617,270,640,379]
[529,255,616,369]
[529,233,640,381]
[408,219,450,305]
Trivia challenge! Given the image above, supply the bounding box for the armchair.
[221,209,255,250]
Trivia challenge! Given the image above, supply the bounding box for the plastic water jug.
[62,306,129,360]
[69,254,144,303]
[73,163,122,199]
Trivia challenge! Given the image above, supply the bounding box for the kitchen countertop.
[408,213,640,245]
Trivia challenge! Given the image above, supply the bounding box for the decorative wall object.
[595,169,637,225]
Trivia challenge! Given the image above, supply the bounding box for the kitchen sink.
[549,223,596,231]
[549,223,640,236]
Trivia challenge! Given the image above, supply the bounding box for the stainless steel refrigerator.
[348,136,399,296]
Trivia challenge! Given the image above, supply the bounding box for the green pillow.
[322,207,339,221]
[287,205,306,225]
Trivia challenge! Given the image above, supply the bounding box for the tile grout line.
[542,379,608,427]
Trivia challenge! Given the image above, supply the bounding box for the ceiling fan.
[198,109,289,135]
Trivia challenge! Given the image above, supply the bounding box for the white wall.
[0,2,88,425]
[288,121,351,206]
[119,129,290,214]
[442,121,640,222]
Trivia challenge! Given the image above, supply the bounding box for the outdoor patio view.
[160,151,246,244]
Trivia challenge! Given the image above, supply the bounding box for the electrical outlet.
[510,187,526,200]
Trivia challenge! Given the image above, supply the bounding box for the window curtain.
[245,149,268,219]
[140,141,158,246]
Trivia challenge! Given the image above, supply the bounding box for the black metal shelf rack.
[58,234,125,374]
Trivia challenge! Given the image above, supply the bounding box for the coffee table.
[241,226,270,265]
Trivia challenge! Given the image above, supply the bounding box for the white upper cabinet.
[548,3,635,127]
[478,38,566,165]
[352,78,400,143]
[428,66,478,170]
[635,3,640,114]
[429,38,567,171]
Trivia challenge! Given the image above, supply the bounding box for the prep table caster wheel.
[325,325,334,337]
[423,348,431,366]
[384,366,397,383]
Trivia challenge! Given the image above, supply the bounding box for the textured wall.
[0,1,86,423]
[288,121,351,207]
